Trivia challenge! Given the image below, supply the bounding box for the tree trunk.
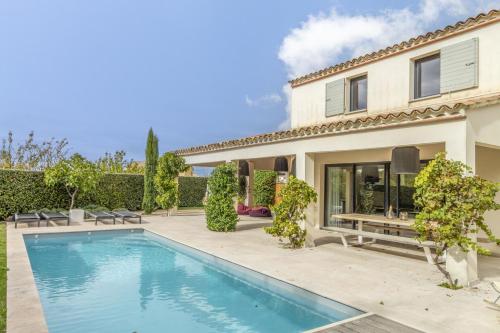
[70,189,78,210]
[433,252,455,287]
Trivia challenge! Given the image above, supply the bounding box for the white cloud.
[277,0,498,128]
[245,93,282,107]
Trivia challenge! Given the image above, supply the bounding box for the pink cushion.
[237,204,251,215]
[249,206,271,217]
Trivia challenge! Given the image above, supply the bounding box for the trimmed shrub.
[205,163,238,232]
[178,176,207,207]
[237,175,247,204]
[253,170,277,207]
[78,173,144,211]
[0,169,144,220]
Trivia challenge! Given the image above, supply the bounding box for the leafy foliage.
[154,153,189,211]
[205,163,238,232]
[357,185,375,214]
[253,170,277,207]
[178,176,208,207]
[237,175,247,204]
[0,169,143,220]
[0,131,68,170]
[44,154,102,209]
[78,173,144,211]
[0,224,5,333]
[142,128,159,214]
[265,176,317,248]
[96,150,144,174]
[413,153,499,286]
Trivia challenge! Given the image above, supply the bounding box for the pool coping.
[8,224,369,333]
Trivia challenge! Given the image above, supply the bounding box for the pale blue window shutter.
[325,79,345,117]
[440,38,478,93]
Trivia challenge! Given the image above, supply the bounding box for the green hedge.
[253,170,277,207]
[178,176,207,207]
[0,169,144,220]
[78,173,144,211]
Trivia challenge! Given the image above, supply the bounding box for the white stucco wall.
[476,146,500,249]
[290,21,500,128]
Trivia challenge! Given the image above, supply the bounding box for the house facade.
[175,11,500,284]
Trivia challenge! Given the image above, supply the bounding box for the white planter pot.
[445,245,478,287]
[69,209,85,223]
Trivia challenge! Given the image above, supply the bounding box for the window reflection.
[355,164,385,215]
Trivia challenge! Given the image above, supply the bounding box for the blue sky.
[0,0,495,161]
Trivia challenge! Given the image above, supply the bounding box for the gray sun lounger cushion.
[40,212,70,226]
[112,210,142,224]
[14,213,41,228]
[86,211,116,225]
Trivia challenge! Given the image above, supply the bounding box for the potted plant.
[44,154,102,222]
[413,153,499,288]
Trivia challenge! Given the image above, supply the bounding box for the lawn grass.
[0,223,5,333]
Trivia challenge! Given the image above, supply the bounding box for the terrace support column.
[445,132,478,286]
[247,161,254,207]
[295,152,318,247]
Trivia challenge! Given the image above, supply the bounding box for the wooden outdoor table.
[323,213,436,264]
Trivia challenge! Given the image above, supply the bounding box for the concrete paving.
[6,213,500,333]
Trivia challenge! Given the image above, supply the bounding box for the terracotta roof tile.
[174,94,500,156]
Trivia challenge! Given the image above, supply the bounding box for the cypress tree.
[142,128,159,214]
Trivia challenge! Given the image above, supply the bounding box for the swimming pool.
[24,229,362,333]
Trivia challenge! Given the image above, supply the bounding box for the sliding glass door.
[325,166,352,227]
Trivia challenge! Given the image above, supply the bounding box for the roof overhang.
[174,94,500,157]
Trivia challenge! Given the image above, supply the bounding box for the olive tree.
[413,153,499,287]
[44,154,102,209]
[154,152,188,213]
[265,176,317,248]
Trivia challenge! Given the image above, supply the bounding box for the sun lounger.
[112,210,142,224]
[14,213,41,228]
[86,211,116,225]
[40,212,70,226]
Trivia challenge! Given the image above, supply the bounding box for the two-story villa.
[175,10,500,285]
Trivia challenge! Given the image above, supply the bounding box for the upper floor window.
[349,75,367,112]
[414,54,440,99]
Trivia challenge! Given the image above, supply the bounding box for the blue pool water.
[24,230,362,333]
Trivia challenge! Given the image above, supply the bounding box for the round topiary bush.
[205,163,238,232]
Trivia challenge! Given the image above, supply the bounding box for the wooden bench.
[322,213,438,264]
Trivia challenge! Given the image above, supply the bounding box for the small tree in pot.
[44,154,102,209]
[265,176,317,248]
[413,153,499,288]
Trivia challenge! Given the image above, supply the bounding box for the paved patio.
[6,213,500,333]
